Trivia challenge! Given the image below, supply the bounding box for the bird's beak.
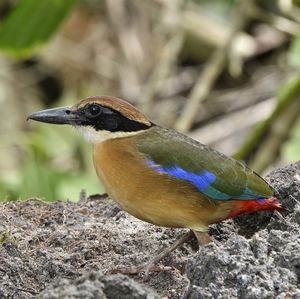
[27,107,76,125]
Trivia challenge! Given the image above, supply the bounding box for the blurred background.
[0,0,300,201]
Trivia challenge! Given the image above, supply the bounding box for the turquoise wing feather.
[136,126,273,200]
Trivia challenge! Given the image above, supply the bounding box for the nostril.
[65,109,71,114]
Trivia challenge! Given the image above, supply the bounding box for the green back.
[136,126,273,200]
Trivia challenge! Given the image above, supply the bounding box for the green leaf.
[282,116,300,162]
[289,35,300,68]
[293,0,300,7]
[0,0,77,57]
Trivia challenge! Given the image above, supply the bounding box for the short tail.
[228,197,283,219]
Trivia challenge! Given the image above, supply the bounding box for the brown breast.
[93,136,231,231]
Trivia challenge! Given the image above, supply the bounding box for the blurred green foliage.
[0,0,299,202]
[0,0,100,201]
[0,0,76,57]
[283,117,300,161]
[289,35,300,68]
[1,124,103,201]
[283,33,300,163]
[195,0,235,20]
[234,32,300,168]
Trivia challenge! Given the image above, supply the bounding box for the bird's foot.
[109,262,173,279]
[109,230,195,280]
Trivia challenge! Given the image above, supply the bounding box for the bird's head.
[27,95,153,143]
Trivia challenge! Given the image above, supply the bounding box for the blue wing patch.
[147,160,231,199]
[147,160,266,201]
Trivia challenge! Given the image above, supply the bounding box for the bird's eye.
[87,104,101,116]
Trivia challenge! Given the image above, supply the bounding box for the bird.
[28,95,283,275]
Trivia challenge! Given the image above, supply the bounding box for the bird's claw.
[109,263,173,280]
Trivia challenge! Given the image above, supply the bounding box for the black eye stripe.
[76,103,153,132]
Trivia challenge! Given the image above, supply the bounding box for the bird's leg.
[193,230,212,245]
[109,230,195,277]
[142,230,195,277]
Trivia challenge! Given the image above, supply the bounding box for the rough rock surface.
[0,162,299,298]
[186,162,300,298]
[36,271,159,299]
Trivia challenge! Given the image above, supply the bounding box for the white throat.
[76,126,143,144]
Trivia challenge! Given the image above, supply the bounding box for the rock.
[185,162,300,298]
[0,162,299,298]
[36,271,158,299]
